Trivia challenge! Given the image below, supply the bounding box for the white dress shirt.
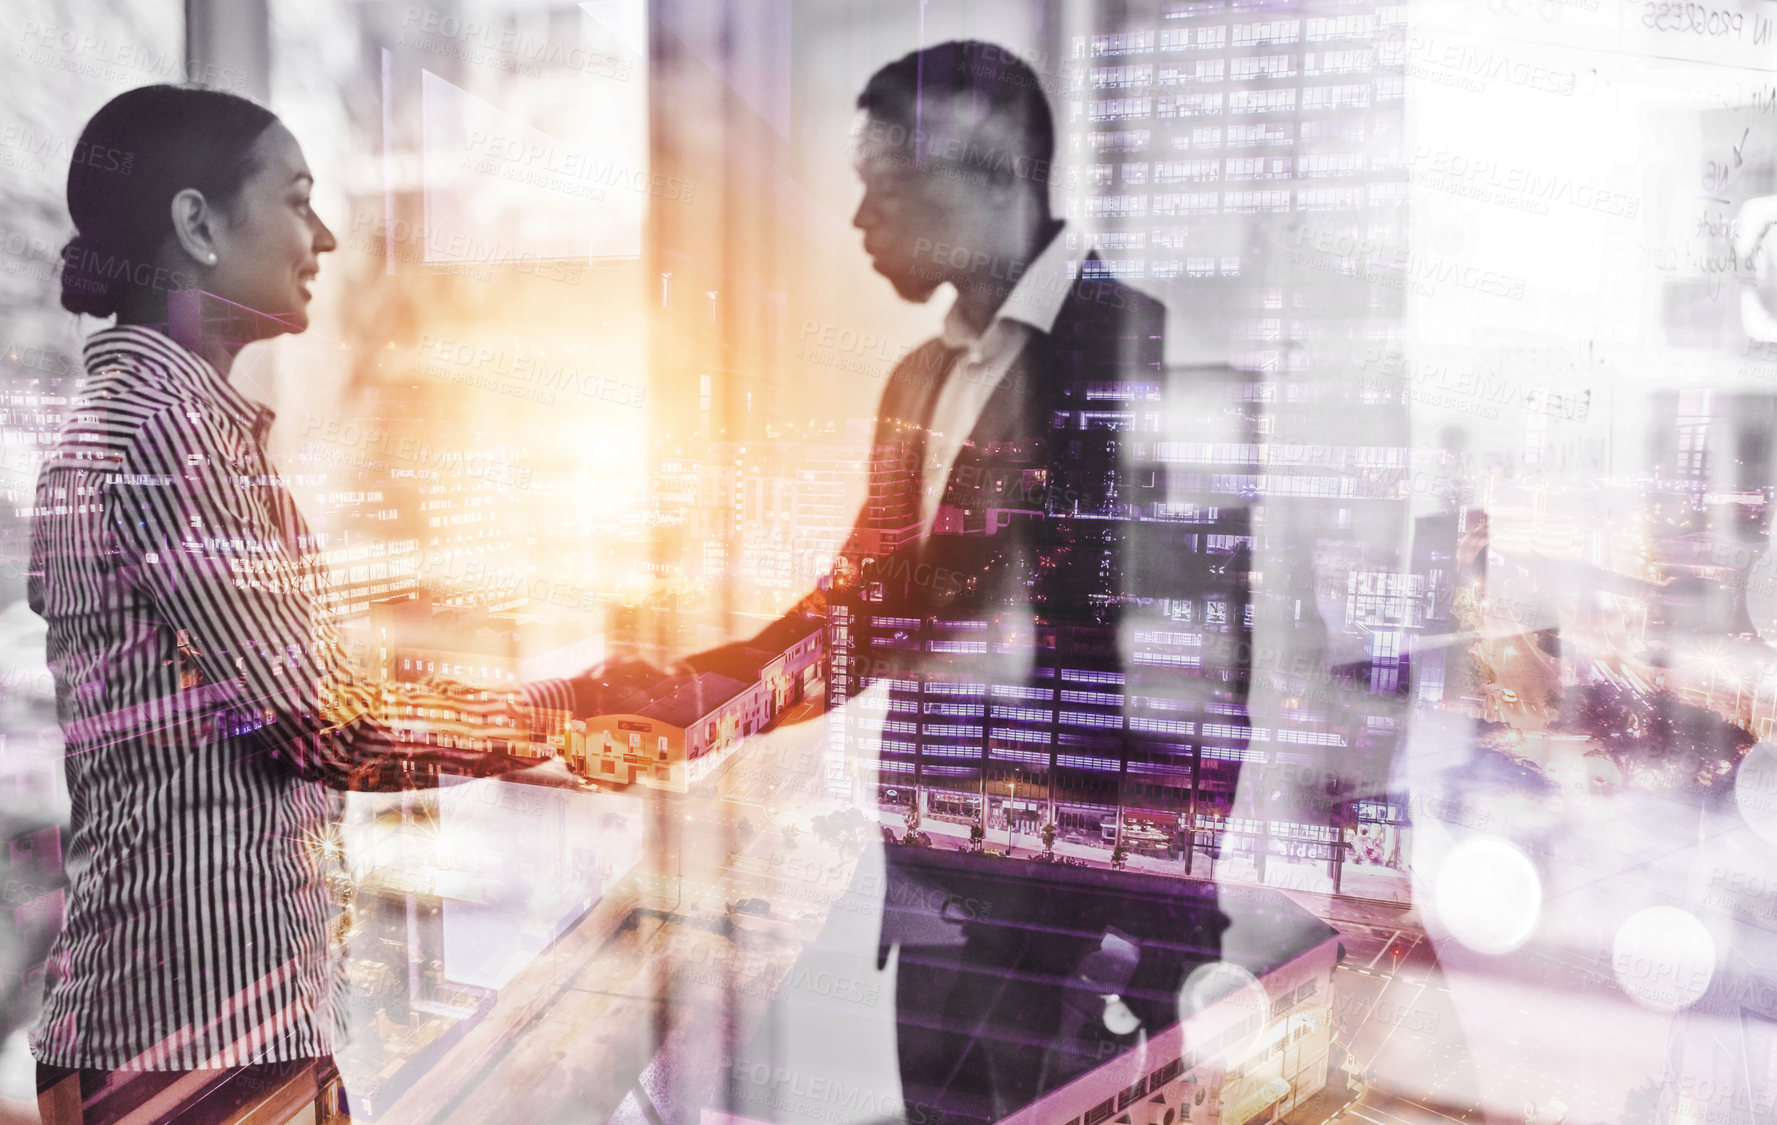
[920,223,1082,536]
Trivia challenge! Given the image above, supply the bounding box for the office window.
[1153,191,1221,216]
[1298,153,1366,178]
[1308,48,1377,74]
[1089,194,1150,218]
[1091,96,1155,122]
[1227,122,1294,147]
[1158,25,1227,50]
[1302,83,1371,111]
[1232,19,1300,46]
[1091,128,1153,152]
[1223,189,1291,212]
[1230,54,1296,81]
[1225,156,1291,180]
[1157,92,1225,118]
[1229,88,1298,114]
[1305,14,1375,40]
[1155,159,1221,184]
[1158,59,1225,84]
[1090,30,1158,56]
[1092,63,1155,88]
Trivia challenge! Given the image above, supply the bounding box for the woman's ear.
[169,188,221,267]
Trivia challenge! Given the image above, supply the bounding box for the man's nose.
[851,194,873,232]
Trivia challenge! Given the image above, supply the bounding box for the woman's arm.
[109,402,573,788]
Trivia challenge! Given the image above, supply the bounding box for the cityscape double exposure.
[1,1,1775,1123]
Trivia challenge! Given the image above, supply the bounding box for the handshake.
[556,637,767,721]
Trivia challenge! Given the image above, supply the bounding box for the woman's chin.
[271,301,311,333]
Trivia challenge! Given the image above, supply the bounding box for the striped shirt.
[26,325,574,1070]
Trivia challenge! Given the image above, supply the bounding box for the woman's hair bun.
[60,232,123,318]
[60,85,278,320]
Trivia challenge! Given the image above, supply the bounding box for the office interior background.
[3,0,1775,1123]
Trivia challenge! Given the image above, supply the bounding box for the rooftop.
[685,613,824,682]
[638,672,751,728]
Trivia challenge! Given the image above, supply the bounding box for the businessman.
[702,39,1252,844]
[696,39,1258,1113]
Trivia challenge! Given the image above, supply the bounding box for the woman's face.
[205,121,336,332]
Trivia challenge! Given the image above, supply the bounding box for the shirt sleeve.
[109,402,568,788]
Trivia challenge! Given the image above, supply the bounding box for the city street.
[350,717,1516,1125]
[361,714,855,1124]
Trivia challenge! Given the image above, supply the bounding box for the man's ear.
[169,188,220,266]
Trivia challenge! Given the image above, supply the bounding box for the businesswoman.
[29,85,577,1118]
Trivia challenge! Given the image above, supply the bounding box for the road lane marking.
[1368,929,1402,969]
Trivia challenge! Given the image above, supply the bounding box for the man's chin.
[885,271,940,304]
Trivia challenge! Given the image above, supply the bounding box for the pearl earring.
[205,252,218,265]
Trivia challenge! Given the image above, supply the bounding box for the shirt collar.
[940,221,1080,352]
[84,324,275,439]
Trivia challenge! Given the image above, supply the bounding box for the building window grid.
[1060,8,1403,867]
[1230,53,1296,80]
[1092,63,1156,88]
[1155,158,1222,184]
[1062,688,1125,706]
[1225,155,1292,180]
[1158,26,1228,51]
[1231,19,1300,46]
[1158,59,1227,85]
[1153,191,1222,216]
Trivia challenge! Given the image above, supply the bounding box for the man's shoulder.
[1054,268,1165,340]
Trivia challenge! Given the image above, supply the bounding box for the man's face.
[850,112,977,303]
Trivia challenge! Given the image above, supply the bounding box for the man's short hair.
[856,40,1054,175]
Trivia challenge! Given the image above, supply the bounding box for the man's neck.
[950,217,1064,335]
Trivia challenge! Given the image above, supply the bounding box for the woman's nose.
[313,213,338,254]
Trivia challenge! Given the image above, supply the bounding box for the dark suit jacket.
[707,259,1255,830]
[695,261,1260,1123]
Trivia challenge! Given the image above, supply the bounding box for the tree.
[1110,840,1129,870]
[1041,820,1057,857]
[968,823,985,853]
[815,808,873,849]
[1553,681,1755,794]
